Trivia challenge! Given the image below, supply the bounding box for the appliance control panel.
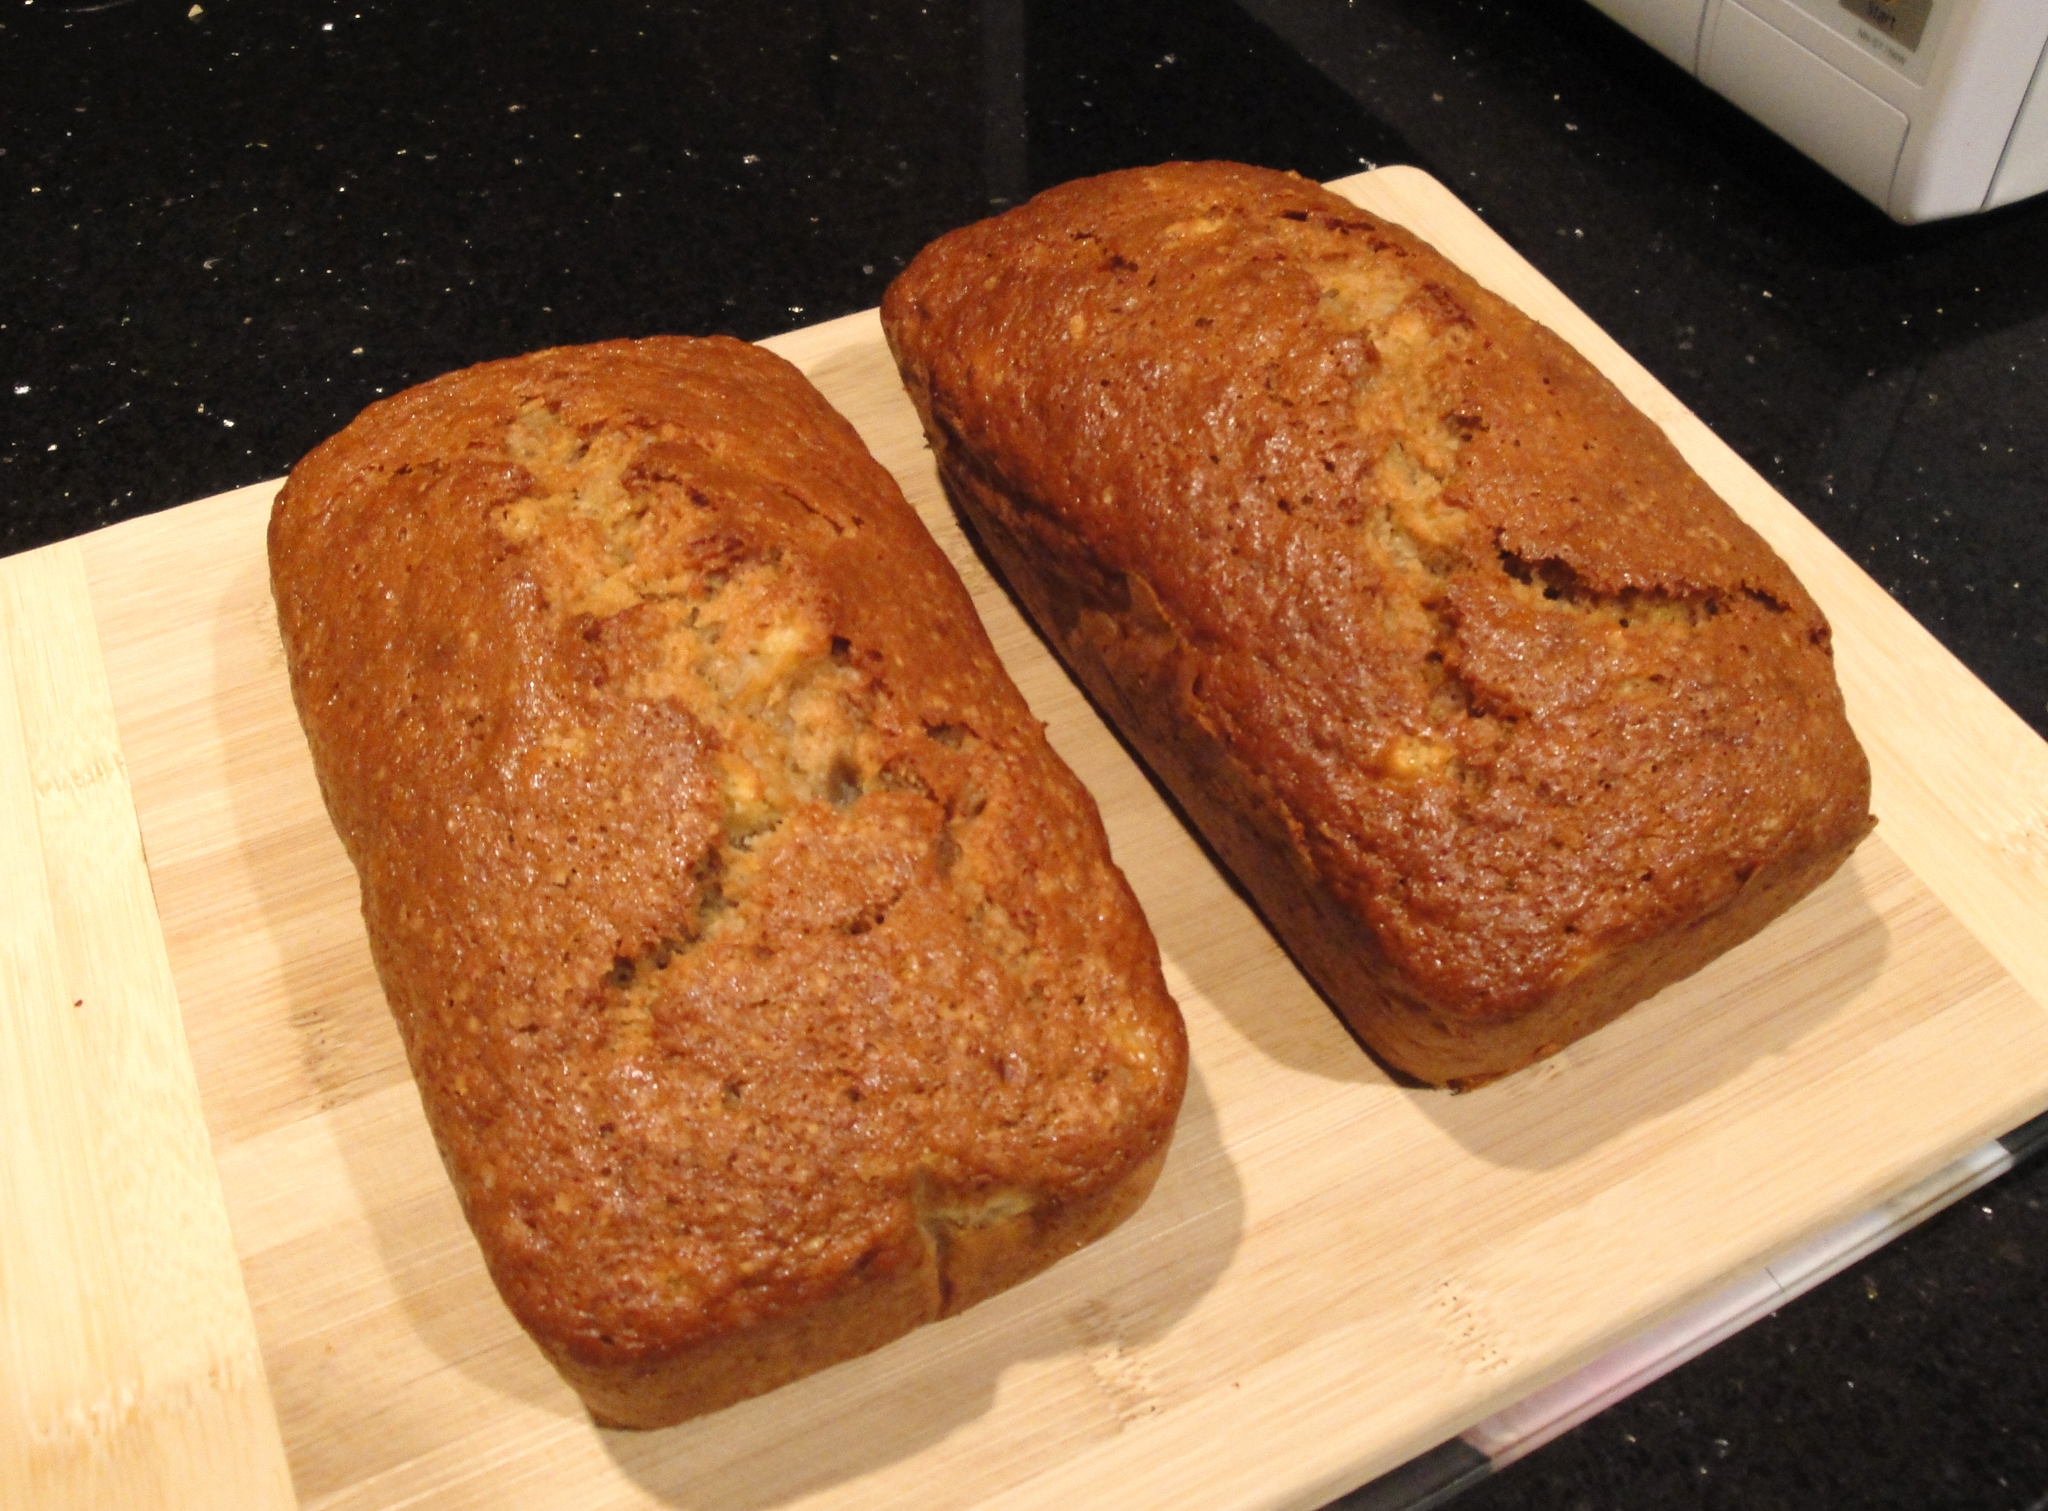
[1779,0,1951,80]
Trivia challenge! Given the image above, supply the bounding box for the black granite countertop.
[5,0,2044,1504]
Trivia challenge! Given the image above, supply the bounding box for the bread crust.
[882,163,1874,1088]
[269,336,1187,1426]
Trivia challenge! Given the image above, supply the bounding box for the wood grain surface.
[0,543,295,1511]
[6,167,2046,1511]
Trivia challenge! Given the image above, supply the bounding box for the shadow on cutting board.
[218,552,1245,1507]
[1408,839,1896,1171]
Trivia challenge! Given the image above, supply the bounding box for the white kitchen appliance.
[1588,0,2048,221]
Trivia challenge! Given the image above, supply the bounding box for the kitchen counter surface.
[4,0,2044,1505]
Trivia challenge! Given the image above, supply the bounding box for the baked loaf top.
[269,337,1185,1423]
[883,163,1872,1079]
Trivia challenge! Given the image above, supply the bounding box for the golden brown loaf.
[882,162,1874,1089]
[268,336,1186,1428]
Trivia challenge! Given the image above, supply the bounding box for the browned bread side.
[268,336,1187,1427]
[881,162,1874,1089]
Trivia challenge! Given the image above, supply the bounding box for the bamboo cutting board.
[9,167,2048,1511]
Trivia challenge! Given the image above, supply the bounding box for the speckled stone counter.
[4,0,2044,1504]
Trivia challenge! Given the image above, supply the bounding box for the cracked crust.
[881,162,1873,1087]
[269,336,1187,1427]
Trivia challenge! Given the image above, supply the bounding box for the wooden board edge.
[0,540,297,1509]
[73,478,286,590]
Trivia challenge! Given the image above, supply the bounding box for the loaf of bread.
[882,162,1873,1089]
[268,336,1187,1427]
